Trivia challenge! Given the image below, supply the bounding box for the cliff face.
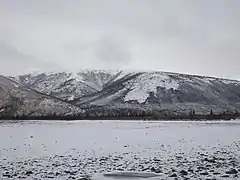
[1,70,240,117]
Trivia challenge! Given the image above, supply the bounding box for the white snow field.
[0,120,240,180]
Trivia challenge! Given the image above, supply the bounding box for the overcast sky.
[0,0,239,79]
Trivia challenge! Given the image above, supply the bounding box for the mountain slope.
[71,71,240,114]
[6,70,240,116]
[14,70,127,101]
[0,75,83,117]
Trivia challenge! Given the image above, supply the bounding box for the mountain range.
[1,70,240,118]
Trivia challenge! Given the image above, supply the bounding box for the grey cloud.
[0,0,239,79]
[0,42,58,75]
[0,42,37,75]
[0,42,33,63]
[59,35,131,70]
[93,36,131,68]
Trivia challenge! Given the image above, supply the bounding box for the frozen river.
[0,120,240,179]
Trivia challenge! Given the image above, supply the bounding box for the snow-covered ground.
[0,120,240,180]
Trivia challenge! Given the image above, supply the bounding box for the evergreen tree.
[192,109,196,116]
[210,109,214,116]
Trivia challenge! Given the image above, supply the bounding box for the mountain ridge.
[2,69,240,118]
[9,69,240,82]
[0,75,84,117]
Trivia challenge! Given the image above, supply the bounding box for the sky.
[0,0,239,79]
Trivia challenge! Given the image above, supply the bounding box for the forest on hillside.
[1,107,239,121]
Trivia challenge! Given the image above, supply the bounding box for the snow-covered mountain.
[0,75,83,117]
[69,71,240,115]
[3,70,240,116]
[14,70,125,101]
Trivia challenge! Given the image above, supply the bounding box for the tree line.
[1,108,240,121]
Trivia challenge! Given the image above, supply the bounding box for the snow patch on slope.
[124,72,179,103]
[91,88,127,105]
[67,72,84,82]
[221,79,240,85]
[113,71,133,81]
[68,95,75,101]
